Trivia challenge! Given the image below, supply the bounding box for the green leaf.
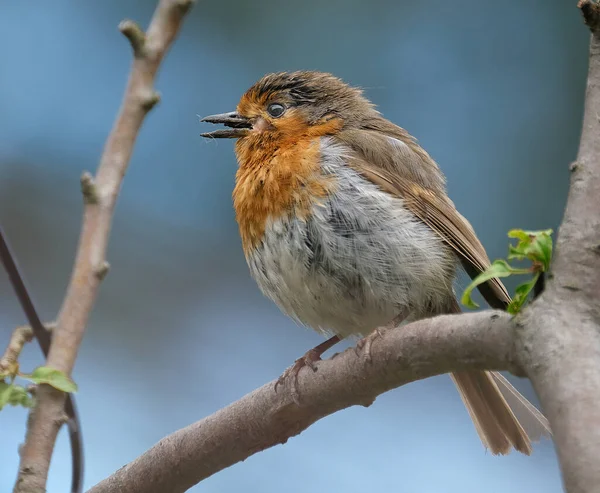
[507,229,553,270]
[507,273,540,315]
[461,260,522,309]
[507,229,531,243]
[23,367,78,393]
[536,232,553,271]
[461,228,553,313]
[0,382,11,410]
[0,382,33,410]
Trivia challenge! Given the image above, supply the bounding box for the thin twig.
[0,325,34,375]
[12,2,194,492]
[0,228,84,493]
[0,323,58,375]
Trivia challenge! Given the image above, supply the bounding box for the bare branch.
[12,1,194,492]
[88,310,517,493]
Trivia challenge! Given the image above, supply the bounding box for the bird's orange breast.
[233,117,341,254]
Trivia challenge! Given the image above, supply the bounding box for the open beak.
[200,111,251,139]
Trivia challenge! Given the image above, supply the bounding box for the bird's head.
[200,71,379,141]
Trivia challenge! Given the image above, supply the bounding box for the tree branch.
[509,3,600,493]
[12,2,194,492]
[87,310,517,493]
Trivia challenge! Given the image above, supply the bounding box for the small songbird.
[201,71,551,455]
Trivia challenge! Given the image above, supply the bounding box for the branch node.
[359,396,376,408]
[94,261,111,280]
[175,0,195,15]
[55,413,70,427]
[119,20,147,58]
[140,89,161,111]
[80,171,99,205]
[579,0,600,34]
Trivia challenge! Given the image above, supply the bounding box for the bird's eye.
[267,103,285,118]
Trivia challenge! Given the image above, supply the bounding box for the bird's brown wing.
[336,128,552,453]
[336,127,511,309]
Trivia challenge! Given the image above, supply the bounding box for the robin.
[201,71,551,455]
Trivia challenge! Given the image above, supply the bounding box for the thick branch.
[512,3,600,493]
[12,2,194,492]
[88,310,516,493]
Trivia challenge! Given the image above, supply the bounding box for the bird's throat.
[233,134,333,254]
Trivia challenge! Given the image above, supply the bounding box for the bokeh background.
[0,0,588,491]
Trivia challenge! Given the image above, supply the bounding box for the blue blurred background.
[0,0,587,491]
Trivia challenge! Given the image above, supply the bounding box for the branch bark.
[12,2,194,492]
[512,4,600,492]
[88,311,518,493]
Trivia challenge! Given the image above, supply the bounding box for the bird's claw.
[355,314,406,363]
[355,327,386,363]
[274,349,321,404]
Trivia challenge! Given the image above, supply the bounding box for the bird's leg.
[275,335,341,402]
[356,313,407,363]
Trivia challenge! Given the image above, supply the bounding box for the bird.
[200,70,551,455]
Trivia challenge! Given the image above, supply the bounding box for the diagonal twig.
[11,1,195,492]
[0,228,85,493]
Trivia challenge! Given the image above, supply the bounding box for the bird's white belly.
[245,142,457,338]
